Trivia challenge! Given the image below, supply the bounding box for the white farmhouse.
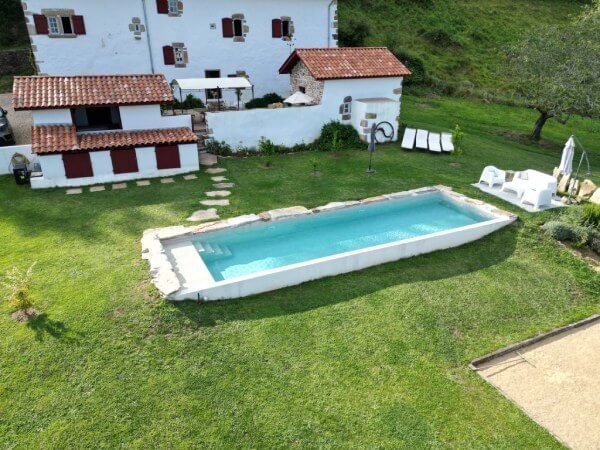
[206,47,411,149]
[21,0,338,103]
[12,74,199,189]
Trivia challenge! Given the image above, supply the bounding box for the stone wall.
[290,61,324,104]
[0,49,33,75]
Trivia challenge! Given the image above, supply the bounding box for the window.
[61,16,73,34]
[174,46,185,65]
[73,107,122,132]
[299,86,306,94]
[35,13,85,36]
[272,18,293,39]
[343,103,351,114]
[233,19,243,37]
[168,0,179,14]
[282,20,291,37]
[47,16,60,34]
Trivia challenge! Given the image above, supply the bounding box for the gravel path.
[0,92,32,145]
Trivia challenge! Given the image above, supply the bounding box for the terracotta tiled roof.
[279,47,411,80]
[13,74,174,110]
[32,126,197,154]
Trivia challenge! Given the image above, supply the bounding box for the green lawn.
[0,96,599,448]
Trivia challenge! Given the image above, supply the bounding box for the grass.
[0,95,599,447]
[342,0,590,96]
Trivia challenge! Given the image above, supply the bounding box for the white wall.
[0,145,34,175]
[30,143,199,188]
[32,109,73,125]
[119,105,192,130]
[207,76,404,149]
[25,0,337,99]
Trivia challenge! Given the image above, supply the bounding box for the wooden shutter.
[110,148,138,174]
[162,45,175,65]
[155,145,181,169]
[63,152,93,179]
[72,15,86,35]
[157,0,169,14]
[33,14,49,35]
[222,18,234,38]
[272,19,282,38]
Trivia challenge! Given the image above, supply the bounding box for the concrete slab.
[213,183,235,189]
[161,178,175,184]
[90,186,105,192]
[200,199,230,206]
[136,180,151,186]
[112,183,127,190]
[66,188,82,195]
[200,153,218,166]
[183,174,198,180]
[205,190,231,197]
[475,317,600,449]
[211,176,228,182]
[187,208,219,222]
[206,168,227,174]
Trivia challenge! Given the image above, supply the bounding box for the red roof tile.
[279,47,411,80]
[13,74,174,110]
[32,126,197,154]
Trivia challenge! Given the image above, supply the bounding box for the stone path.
[66,188,82,195]
[200,199,230,206]
[205,190,231,198]
[161,178,175,184]
[200,152,218,166]
[90,186,105,192]
[112,183,127,190]
[136,180,150,186]
[183,174,197,180]
[213,182,235,189]
[191,167,236,219]
[187,208,219,222]
[206,168,227,174]
[211,176,228,182]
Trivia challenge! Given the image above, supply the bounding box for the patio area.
[472,182,566,213]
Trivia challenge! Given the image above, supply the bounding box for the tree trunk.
[531,109,551,141]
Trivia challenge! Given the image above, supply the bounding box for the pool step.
[197,241,232,259]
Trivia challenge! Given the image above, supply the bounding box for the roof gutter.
[141,0,155,73]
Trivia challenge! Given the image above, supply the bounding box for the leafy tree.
[339,18,370,47]
[506,1,600,140]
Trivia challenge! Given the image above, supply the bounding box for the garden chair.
[416,129,429,150]
[479,166,506,187]
[428,133,442,153]
[401,128,416,150]
[441,133,454,152]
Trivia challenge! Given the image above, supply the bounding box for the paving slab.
[136,180,151,186]
[206,168,227,174]
[205,190,231,197]
[90,186,105,192]
[200,199,230,206]
[66,188,82,195]
[160,178,175,184]
[213,182,235,189]
[211,176,228,182]
[183,174,198,180]
[200,153,218,166]
[187,208,219,222]
[112,183,127,190]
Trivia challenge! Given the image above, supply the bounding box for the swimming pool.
[144,187,516,301]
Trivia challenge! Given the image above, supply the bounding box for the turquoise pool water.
[194,193,491,282]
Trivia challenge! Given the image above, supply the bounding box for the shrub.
[1,262,36,311]
[338,17,370,47]
[173,94,204,110]
[393,49,428,86]
[205,139,233,156]
[258,137,278,167]
[451,125,465,157]
[314,121,363,152]
[581,203,600,229]
[245,93,284,110]
[589,230,600,254]
[310,157,318,174]
[542,221,591,247]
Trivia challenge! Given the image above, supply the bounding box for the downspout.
[141,0,155,73]
[327,0,336,48]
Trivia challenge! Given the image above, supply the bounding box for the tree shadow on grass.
[26,313,82,343]
[171,222,521,328]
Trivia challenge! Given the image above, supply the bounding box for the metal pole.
[140,0,155,74]
[567,135,591,203]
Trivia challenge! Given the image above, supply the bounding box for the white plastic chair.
[479,166,506,187]
[428,133,442,153]
[521,188,553,209]
[441,133,454,152]
[401,128,416,150]
[415,129,429,150]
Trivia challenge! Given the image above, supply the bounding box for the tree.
[506,2,600,140]
[338,18,370,47]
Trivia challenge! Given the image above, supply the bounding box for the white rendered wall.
[25,0,336,99]
[0,145,34,175]
[119,105,192,130]
[30,143,199,188]
[32,109,73,125]
[207,76,404,149]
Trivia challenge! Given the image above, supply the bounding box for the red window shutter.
[156,0,169,14]
[63,152,93,179]
[162,45,175,65]
[72,15,86,35]
[110,148,139,174]
[222,18,234,38]
[156,145,181,169]
[272,19,282,38]
[33,14,49,35]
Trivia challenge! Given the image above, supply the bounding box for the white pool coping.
[141,186,517,301]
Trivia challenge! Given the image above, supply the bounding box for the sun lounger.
[441,133,454,152]
[415,129,429,150]
[401,128,416,150]
[428,133,442,153]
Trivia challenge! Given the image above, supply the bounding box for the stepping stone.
[112,183,127,190]
[200,199,230,206]
[136,180,150,186]
[66,188,82,195]
[213,182,235,189]
[200,153,218,166]
[90,186,105,192]
[183,174,198,180]
[205,190,231,198]
[211,176,228,182]
[187,208,219,222]
[206,168,227,174]
[161,178,175,184]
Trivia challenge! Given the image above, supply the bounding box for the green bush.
[245,93,284,110]
[581,203,600,229]
[1,263,36,311]
[205,139,232,156]
[589,230,600,254]
[314,121,364,152]
[338,17,371,47]
[542,221,592,247]
[393,49,428,86]
[173,94,204,110]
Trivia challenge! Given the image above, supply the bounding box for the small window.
[174,46,185,65]
[282,20,291,37]
[299,86,306,94]
[343,103,351,114]
[168,0,179,14]
[47,16,60,34]
[233,19,243,37]
[61,16,73,34]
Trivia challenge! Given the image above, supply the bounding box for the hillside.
[340,0,591,99]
